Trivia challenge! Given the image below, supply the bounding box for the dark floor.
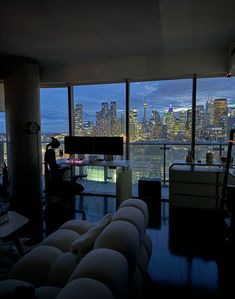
[145,202,235,298]
[1,195,235,298]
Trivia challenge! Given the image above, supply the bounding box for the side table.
[0,211,29,256]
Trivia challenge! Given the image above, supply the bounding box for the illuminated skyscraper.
[143,97,147,124]
[0,141,4,169]
[149,109,161,139]
[205,100,214,126]
[96,102,110,136]
[230,107,235,116]
[74,103,84,136]
[130,108,139,140]
[83,121,94,135]
[110,101,118,135]
[165,105,175,134]
[119,113,125,136]
[179,110,187,134]
[212,98,228,127]
[196,105,205,139]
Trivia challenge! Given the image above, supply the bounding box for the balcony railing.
[129,140,231,185]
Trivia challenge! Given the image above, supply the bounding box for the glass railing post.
[160,144,170,186]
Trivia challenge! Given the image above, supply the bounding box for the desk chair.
[43,138,85,235]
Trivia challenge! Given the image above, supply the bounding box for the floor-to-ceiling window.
[39,75,235,198]
[40,87,69,164]
[129,79,193,184]
[0,82,7,171]
[73,83,126,192]
[195,76,235,161]
[0,112,6,172]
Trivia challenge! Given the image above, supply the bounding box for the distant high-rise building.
[143,97,147,134]
[205,100,214,126]
[230,107,235,116]
[83,121,94,135]
[143,97,147,123]
[74,103,84,135]
[212,98,228,127]
[119,113,125,136]
[110,101,118,135]
[165,105,175,134]
[96,102,110,136]
[149,109,161,139]
[130,108,139,140]
[187,109,192,130]
[0,141,4,169]
[196,105,205,139]
[179,110,187,134]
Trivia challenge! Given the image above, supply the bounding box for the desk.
[0,211,29,256]
[169,162,224,210]
[60,158,130,181]
[59,159,132,208]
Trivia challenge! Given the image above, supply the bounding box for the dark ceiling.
[1,0,235,83]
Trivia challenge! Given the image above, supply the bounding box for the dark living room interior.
[1,1,235,298]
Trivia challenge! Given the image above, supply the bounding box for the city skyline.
[1,76,235,134]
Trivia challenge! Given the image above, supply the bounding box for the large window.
[195,76,235,161]
[39,76,235,195]
[129,79,192,183]
[73,83,126,183]
[40,87,69,162]
[0,112,6,171]
[73,83,125,138]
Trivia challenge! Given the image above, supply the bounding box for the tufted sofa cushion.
[35,286,61,299]
[68,248,129,299]
[112,206,146,242]
[56,278,115,299]
[47,252,80,287]
[59,219,94,234]
[41,229,80,252]
[0,279,36,297]
[119,198,149,227]
[0,199,152,299]
[8,246,63,287]
[94,220,140,275]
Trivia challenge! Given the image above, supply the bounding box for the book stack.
[0,203,9,225]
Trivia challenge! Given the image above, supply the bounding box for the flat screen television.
[64,136,123,156]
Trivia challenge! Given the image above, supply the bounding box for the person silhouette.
[44,137,84,199]
[0,162,9,196]
[44,137,84,235]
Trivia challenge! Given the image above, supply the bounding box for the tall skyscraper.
[0,141,4,169]
[110,101,118,135]
[165,105,175,135]
[96,102,110,136]
[143,97,147,123]
[130,108,139,140]
[179,110,187,134]
[74,103,84,136]
[212,98,228,127]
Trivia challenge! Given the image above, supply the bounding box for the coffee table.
[0,211,29,256]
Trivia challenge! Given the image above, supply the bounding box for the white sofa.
[0,198,152,299]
